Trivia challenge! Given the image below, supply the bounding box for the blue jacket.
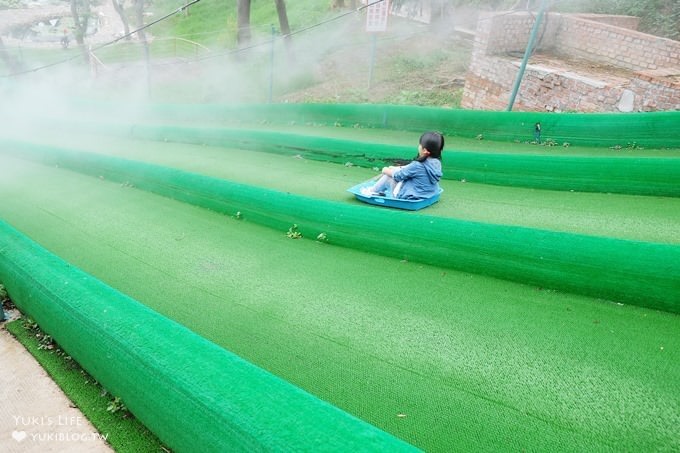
[392,157,442,200]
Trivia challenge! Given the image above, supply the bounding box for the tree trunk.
[274,0,292,56]
[0,37,22,74]
[134,0,151,96]
[133,0,147,42]
[237,0,251,47]
[274,0,291,36]
[111,0,131,40]
[70,0,91,63]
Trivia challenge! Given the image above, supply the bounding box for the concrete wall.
[462,12,680,112]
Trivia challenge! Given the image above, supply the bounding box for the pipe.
[506,0,550,111]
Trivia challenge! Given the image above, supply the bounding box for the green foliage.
[392,0,517,13]
[22,317,38,331]
[384,88,463,107]
[392,0,678,40]
[391,54,428,73]
[106,396,129,414]
[286,224,302,239]
[20,316,133,417]
[151,0,332,47]
[37,333,55,350]
[274,72,318,96]
[0,0,21,9]
[151,0,236,46]
[6,319,163,452]
[382,47,467,107]
[0,283,8,303]
[609,141,645,151]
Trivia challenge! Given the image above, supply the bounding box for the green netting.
[127,125,680,197]
[0,220,417,452]
[70,101,680,148]
[4,140,679,314]
[2,151,680,452]
[448,151,680,196]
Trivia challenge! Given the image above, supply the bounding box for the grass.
[151,0,333,48]
[383,87,464,107]
[140,1,473,105]
[4,317,167,453]
[1,0,474,105]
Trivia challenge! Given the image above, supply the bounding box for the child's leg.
[372,174,392,193]
[392,181,403,197]
[362,174,396,196]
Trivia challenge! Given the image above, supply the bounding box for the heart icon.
[12,430,27,442]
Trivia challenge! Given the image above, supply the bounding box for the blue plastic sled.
[347,180,443,211]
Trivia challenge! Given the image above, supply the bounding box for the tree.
[274,0,291,37]
[236,0,293,54]
[111,0,132,40]
[274,0,292,55]
[0,36,23,74]
[237,0,251,47]
[133,0,148,47]
[0,0,22,7]
[70,0,92,63]
[133,0,151,94]
[331,0,358,10]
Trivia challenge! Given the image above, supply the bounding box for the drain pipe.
[506,0,550,111]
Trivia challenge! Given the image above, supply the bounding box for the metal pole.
[367,33,377,89]
[506,0,549,111]
[268,25,275,103]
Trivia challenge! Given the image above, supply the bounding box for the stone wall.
[461,12,680,112]
[556,16,680,71]
[475,11,560,55]
[571,13,639,30]
[631,69,680,111]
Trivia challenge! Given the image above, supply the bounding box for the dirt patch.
[278,21,471,106]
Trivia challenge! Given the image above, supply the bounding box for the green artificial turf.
[8,133,680,244]
[0,154,678,451]
[156,121,680,157]
[4,319,165,453]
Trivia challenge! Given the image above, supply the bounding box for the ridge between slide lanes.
[20,115,680,157]
[0,154,678,452]
[7,132,680,245]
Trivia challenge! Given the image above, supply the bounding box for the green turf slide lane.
[0,220,418,452]
[3,140,679,315]
[127,124,680,197]
[73,101,680,148]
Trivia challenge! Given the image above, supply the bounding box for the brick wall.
[462,12,680,112]
[556,15,680,71]
[461,57,633,112]
[475,11,560,55]
[631,69,680,111]
[571,14,639,30]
